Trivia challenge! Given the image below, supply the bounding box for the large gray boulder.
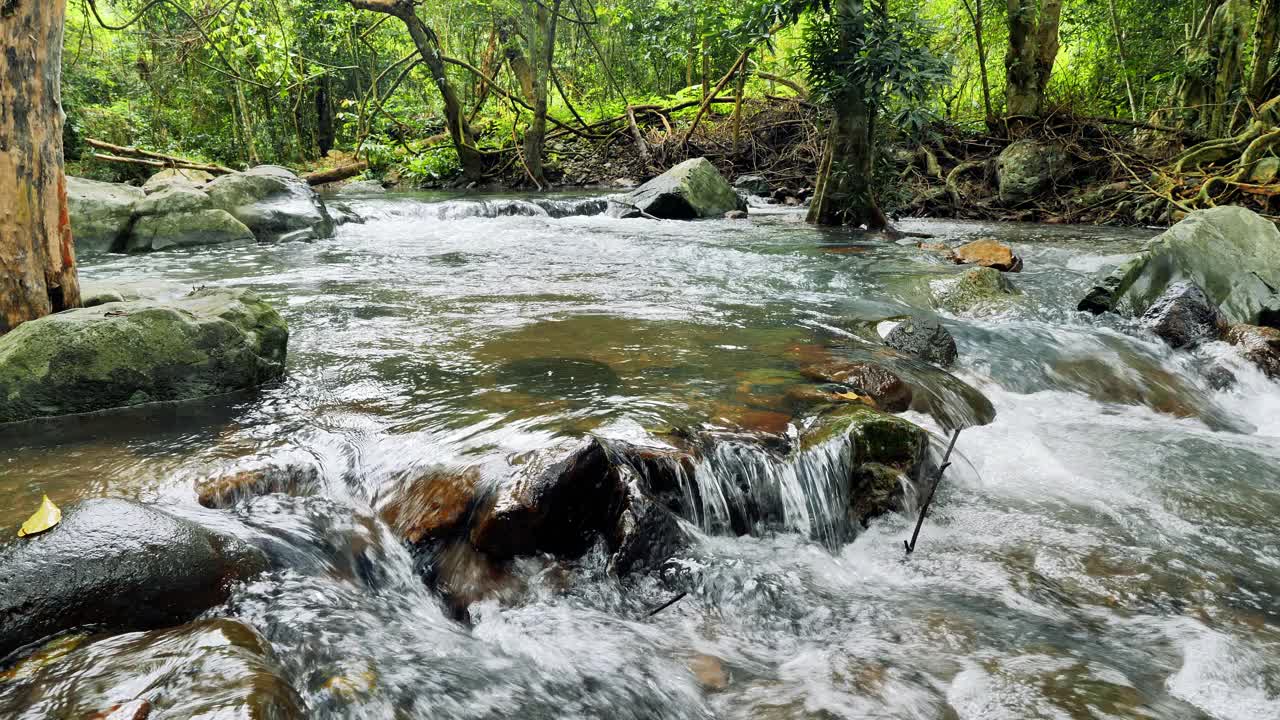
[125,209,255,252]
[0,288,288,423]
[1078,207,1280,327]
[142,168,216,193]
[0,498,267,658]
[997,140,1071,205]
[206,165,335,242]
[609,157,746,219]
[65,176,143,254]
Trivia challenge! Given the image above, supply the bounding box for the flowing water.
[2,194,1279,719]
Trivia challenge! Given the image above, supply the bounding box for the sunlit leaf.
[17,495,62,538]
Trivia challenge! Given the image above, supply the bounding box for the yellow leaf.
[18,495,61,538]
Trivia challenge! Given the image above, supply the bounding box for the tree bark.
[348,0,484,179]
[960,0,994,120]
[1005,0,1063,117]
[498,17,536,103]
[1,0,81,334]
[807,0,886,229]
[522,0,561,187]
[1209,0,1249,137]
[1249,0,1280,107]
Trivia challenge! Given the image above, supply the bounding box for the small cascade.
[342,195,611,223]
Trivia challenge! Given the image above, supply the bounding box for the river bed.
[2,195,1278,719]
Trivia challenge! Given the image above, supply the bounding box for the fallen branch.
[303,161,370,186]
[90,152,231,174]
[85,138,235,174]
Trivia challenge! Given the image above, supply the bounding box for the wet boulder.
[880,315,959,367]
[997,140,1071,204]
[801,360,914,412]
[206,165,335,242]
[1140,282,1227,348]
[65,176,142,255]
[607,468,687,576]
[932,266,1021,316]
[1226,324,1280,378]
[953,238,1024,272]
[376,466,481,545]
[733,174,770,196]
[609,157,745,219]
[0,288,288,423]
[0,499,267,659]
[0,618,302,718]
[1078,207,1280,326]
[470,437,627,560]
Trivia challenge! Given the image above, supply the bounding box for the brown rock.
[195,464,319,509]
[688,653,730,691]
[376,467,481,544]
[918,242,957,260]
[470,437,626,560]
[800,361,913,412]
[429,539,527,617]
[1227,324,1280,378]
[954,238,1024,272]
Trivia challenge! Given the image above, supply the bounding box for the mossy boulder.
[0,288,288,423]
[206,165,335,242]
[1078,207,1280,326]
[997,140,1071,204]
[142,168,216,193]
[609,157,746,219]
[800,404,929,470]
[65,176,143,255]
[125,209,255,252]
[932,266,1021,315]
[133,183,214,216]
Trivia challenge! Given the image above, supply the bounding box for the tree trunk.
[523,0,561,187]
[498,17,536,103]
[348,0,484,179]
[1005,0,1063,117]
[807,0,886,230]
[1,0,81,334]
[1249,0,1279,107]
[960,0,994,120]
[1210,0,1249,137]
[1107,0,1139,120]
[317,75,335,157]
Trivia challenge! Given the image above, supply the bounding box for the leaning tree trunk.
[1,0,81,334]
[806,0,887,230]
[1005,0,1063,118]
[1248,0,1280,107]
[348,0,484,180]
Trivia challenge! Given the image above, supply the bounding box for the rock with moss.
[206,165,335,242]
[609,157,747,219]
[65,176,143,254]
[800,404,929,469]
[997,140,1071,204]
[932,266,1021,315]
[1078,207,1280,326]
[0,288,288,423]
[143,168,216,193]
[134,183,215,217]
[125,209,256,252]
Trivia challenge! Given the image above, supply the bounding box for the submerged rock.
[1140,281,1227,348]
[1227,324,1280,378]
[609,157,745,219]
[0,288,288,423]
[206,165,335,242]
[801,360,914,412]
[376,466,481,544]
[65,176,143,254]
[932,266,1021,316]
[953,238,1023,272]
[0,499,267,658]
[997,140,1071,204]
[1078,207,1280,326]
[0,618,302,718]
[881,315,959,367]
[608,468,687,576]
[470,437,626,560]
[197,464,321,509]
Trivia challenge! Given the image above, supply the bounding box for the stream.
[2,194,1279,719]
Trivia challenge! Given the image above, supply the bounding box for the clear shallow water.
[2,194,1279,719]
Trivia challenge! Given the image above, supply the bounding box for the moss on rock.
[0,288,288,423]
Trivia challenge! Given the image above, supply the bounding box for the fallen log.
[85,138,235,174]
[90,152,231,174]
[302,161,370,186]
